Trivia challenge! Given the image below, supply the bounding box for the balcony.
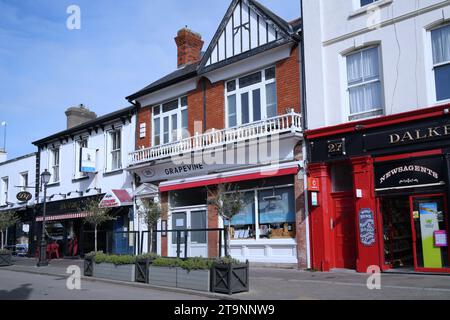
[128,111,302,167]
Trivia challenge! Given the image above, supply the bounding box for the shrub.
[213,257,241,265]
[0,249,11,255]
[136,252,159,262]
[151,257,232,271]
[93,252,136,265]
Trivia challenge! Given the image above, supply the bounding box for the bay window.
[226,66,277,128]
[431,24,450,101]
[152,96,188,146]
[346,46,383,121]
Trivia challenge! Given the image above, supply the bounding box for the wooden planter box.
[148,266,177,288]
[84,257,94,277]
[0,253,12,267]
[177,269,210,292]
[148,266,210,292]
[211,261,249,295]
[93,263,135,282]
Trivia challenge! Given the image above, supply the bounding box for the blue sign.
[359,209,376,246]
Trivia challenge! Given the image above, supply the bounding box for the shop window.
[346,46,384,120]
[431,24,450,101]
[169,187,207,208]
[331,164,353,192]
[230,191,256,240]
[258,187,295,239]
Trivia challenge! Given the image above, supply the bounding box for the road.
[0,269,212,300]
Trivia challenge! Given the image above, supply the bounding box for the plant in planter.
[207,184,246,257]
[149,257,213,292]
[135,252,159,283]
[90,252,137,282]
[82,199,114,253]
[0,210,19,250]
[137,198,164,254]
[211,257,249,295]
[0,249,12,267]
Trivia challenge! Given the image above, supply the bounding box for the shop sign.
[327,138,346,157]
[308,178,320,192]
[359,209,376,246]
[80,148,97,173]
[375,157,444,191]
[16,191,32,202]
[99,190,133,208]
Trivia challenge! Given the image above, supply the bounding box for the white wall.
[37,116,136,204]
[303,0,450,129]
[0,153,36,209]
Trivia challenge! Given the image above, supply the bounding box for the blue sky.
[0,0,300,159]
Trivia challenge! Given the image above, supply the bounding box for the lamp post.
[37,169,51,267]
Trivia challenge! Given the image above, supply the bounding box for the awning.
[159,162,300,192]
[36,212,89,222]
[99,190,133,208]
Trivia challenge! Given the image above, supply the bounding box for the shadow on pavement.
[0,284,33,300]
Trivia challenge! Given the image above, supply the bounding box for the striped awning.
[36,212,89,222]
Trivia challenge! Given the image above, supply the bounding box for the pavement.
[1,257,450,300]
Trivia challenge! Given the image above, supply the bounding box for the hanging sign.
[16,191,32,202]
[375,157,444,191]
[359,208,376,246]
[80,148,97,173]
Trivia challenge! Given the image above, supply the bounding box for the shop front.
[33,192,134,258]
[306,104,450,274]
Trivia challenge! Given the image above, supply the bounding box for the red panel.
[306,103,450,139]
[159,167,299,192]
[374,149,443,163]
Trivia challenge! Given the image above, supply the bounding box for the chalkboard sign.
[359,209,376,246]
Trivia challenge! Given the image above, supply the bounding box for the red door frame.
[409,193,450,274]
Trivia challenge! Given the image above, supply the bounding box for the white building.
[32,105,137,257]
[303,0,450,274]
[0,151,36,252]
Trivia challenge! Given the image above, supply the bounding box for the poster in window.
[80,148,97,173]
[258,188,295,224]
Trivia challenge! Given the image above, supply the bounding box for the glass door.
[171,211,187,257]
[410,195,449,272]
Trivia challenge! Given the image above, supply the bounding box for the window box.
[211,260,249,295]
[0,251,12,267]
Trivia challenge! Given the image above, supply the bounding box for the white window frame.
[105,128,122,172]
[151,97,188,147]
[1,177,8,205]
[49,148,60,184]
[20,172,28,192]
[343,45,384,121]
[225,66,277,128]
[428,22,450,105]
[74,137,89,179]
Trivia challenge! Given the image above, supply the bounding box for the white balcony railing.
[129,111,302,166]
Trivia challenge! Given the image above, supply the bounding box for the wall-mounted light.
[58,193,67,199]
[86,188,102,194]
[67,190,83,197]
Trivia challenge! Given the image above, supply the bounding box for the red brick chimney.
[175,27,204,68]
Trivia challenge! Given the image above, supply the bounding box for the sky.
[0,0,300,159]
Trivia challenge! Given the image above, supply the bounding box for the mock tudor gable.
[199,0,297,73]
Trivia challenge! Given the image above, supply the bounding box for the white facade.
[0,153,36,210]
[303,0,450,129]
[36,112,136,211]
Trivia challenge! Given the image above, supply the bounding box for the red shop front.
[306,104,450,273]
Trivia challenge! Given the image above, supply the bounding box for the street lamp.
[37,169,51,267]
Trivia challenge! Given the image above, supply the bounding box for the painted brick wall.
[136,106,152,149]
[276,45,301,115]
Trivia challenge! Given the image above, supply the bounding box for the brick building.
[126,0,306,266]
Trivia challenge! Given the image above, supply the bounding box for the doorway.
[169,207,208,258]
[380,194,450,272]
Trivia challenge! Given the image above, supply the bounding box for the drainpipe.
[300,0,311,269]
